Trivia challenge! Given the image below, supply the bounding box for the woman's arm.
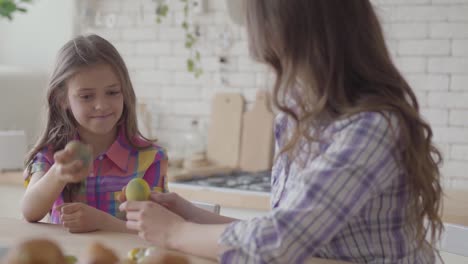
[120,201,230,260]
[213,113,401,263]
[150,192,237,224]
[142,151,238,224]
[100,213,136,233]
[169,222,229,260]
[122,113,400,262]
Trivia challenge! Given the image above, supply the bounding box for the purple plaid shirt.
[219,112,435,263]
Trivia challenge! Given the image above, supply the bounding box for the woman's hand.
[53,145,91,183]
[149,192,202,222]
[119,201,185,248]
[119,190,200,222]
[58,203,105,233]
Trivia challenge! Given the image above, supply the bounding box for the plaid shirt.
[24,127,168,224]
[219,112,435,263]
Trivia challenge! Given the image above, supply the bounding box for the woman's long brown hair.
[25,34,153,202]
[246,0,443,247]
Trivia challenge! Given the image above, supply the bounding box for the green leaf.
[0,0,32,20]
[2,2,17,12]
[182,21,188,29]
[156,4,168,16]
[187,59,195,72]
[186,33,195,42]
[161,5,168,16]
[195,68,203,78]
[195,51,200,60]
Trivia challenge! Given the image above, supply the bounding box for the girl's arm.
[22,148,89,222]
[59,202,136,233]
[21,165,67,222]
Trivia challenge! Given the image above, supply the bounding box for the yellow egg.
[127,247,145,261]
[126,178,151,201]
[65,255,78,264]
[65,140,92,167]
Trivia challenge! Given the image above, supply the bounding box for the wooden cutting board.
[206,93,244,168]
[239,90,275,172]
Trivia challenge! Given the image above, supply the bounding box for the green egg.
[66,140,92,167]
[126,178,151,201]
[65,255,78,264]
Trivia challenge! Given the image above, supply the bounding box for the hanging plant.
[154,0,203,78]
[0,0,32,20]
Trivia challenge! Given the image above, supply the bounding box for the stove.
[177,170,271,193]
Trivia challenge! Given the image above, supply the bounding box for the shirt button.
[98,155,104,160]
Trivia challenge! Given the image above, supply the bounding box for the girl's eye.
[108,91,121,96]
[79,94,93,100]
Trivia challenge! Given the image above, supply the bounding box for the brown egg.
[4,239,65,264]
[85,242,120,264]
[139,253,190,264]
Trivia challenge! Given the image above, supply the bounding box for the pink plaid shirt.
[24,127,168,224]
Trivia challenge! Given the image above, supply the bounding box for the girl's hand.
[53,146,91,183]
[58,203,104,233]
[119,201,184,248]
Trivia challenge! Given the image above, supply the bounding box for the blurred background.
[1,0,467,185]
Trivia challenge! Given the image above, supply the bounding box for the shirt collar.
[75,126,131,172]
[105,127,131,172]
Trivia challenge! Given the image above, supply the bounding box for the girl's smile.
[89,113,114,119]
[65,63,124,138]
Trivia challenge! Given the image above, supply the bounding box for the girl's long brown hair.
[246,0,443,247]
[25,34,153,202]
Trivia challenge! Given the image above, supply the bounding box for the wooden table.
[0,217,215,263]
[0,218,353,264]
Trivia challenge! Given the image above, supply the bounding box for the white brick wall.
[81,0,468,187]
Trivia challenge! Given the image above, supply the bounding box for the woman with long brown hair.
[120,0,443,262]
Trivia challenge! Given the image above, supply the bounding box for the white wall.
[77,0,468,187]
[372,0,468,188]
[0,0,77,153]
[0,0,77,70]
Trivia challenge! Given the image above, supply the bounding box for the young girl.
[21,34,168,233]
[120,0,443,263]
